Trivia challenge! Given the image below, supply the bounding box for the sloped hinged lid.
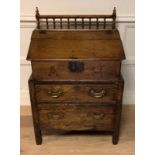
[27,30,125,60]
[26,7,125,61]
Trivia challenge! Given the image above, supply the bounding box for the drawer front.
[38,104,115,131]
[32,60,121,81]
[35,84,121,103]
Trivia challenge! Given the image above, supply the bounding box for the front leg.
[28,77,42,145]
[112,104,122,145]
[33,123,42,145]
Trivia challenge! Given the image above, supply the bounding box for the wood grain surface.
[27,30,125,61]
[32,60,121,81]
[38,104,115,131]
[35,83,121,103]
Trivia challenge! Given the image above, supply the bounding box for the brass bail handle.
[47,112,64,119]
[89,89,106,98]
[92,112,105,119]
[87,112,105,119]
[47,89,64,98]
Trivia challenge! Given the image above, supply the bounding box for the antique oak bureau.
[27,7,125,145]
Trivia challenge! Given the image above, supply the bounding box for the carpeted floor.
[20,105,135,155]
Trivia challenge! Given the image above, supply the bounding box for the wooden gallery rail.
[35,7,116,30]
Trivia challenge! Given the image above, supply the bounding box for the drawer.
[32,60,121,81]
[35,83,121,103]
[38,104,115,131]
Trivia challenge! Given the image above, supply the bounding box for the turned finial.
[112,7,116,29]
[35,7,40,29]
[113,7,116,18]
[36,7,40,19]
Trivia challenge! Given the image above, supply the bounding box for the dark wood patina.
[27,7,125,145]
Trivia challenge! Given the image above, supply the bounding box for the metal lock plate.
[68,61,84,72]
